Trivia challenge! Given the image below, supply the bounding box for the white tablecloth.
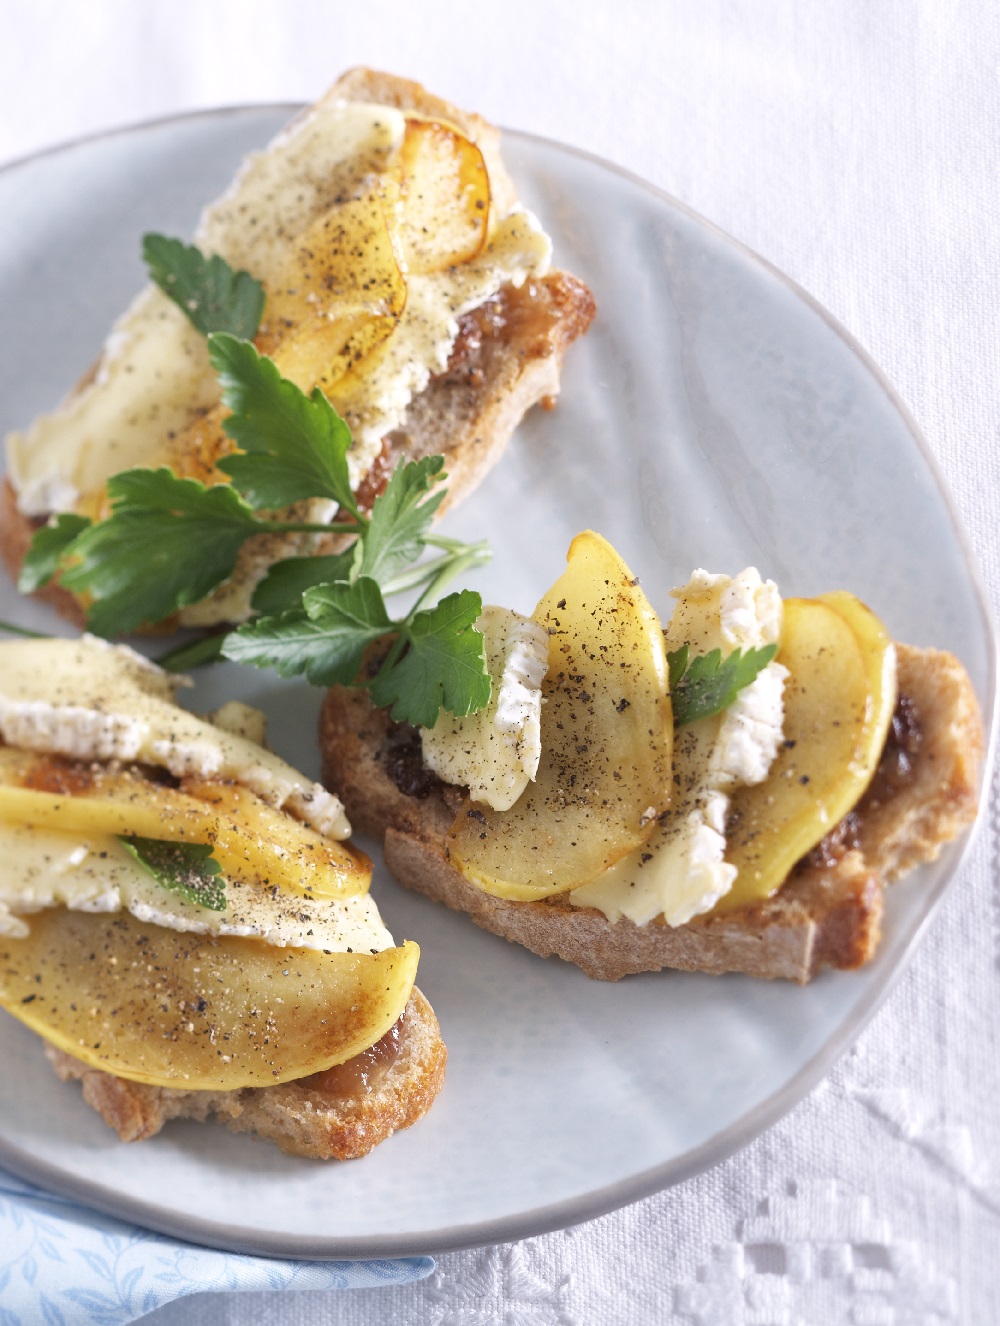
[1,1,997,1320]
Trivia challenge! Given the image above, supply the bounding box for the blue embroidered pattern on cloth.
[0,1168,433,1325]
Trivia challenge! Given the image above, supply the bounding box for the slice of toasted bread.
[318,644,981,983]
[45,988,445,1159]
[1,70,595,627]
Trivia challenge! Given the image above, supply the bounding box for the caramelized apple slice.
[180,778,372,899]
[448,532,672,901]
[0,909,417,1088]
[264,188,408,393]
[395,117,490,274]
[718,593,896,911]
[165,188,406,484]
[0,755,370,900]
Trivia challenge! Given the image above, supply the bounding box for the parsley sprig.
[667,643,778,726]
[20,237,493,727]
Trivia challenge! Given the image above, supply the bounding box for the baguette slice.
[45,989,445,1159]
[318,644,982,983]
[1,69,595,628]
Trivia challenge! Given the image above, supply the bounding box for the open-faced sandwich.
[2,68,594,631]
[319,532,983,983]
[0,635,445,1157]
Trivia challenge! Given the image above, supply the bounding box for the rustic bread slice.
[45,988,445,1159]
[1,69,595,627]
[318,644,982,983]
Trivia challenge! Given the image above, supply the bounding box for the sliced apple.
[395,117,490,274]
[264,187,408,394]
[0,753,370,900]
[447,531,673,901]
[164,188,407,485]
[717,593,896,911]
[0,909,417,1088]
[179,777,372,898]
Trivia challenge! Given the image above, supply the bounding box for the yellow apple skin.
[395,117,491,273]
[0,909,418,1089]
[448,531,673,901]
[717,593,896,912]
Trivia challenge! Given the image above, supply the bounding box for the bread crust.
[318,644,982,983]
[45,988,446,1159]
[1,71,595,628]
[0,478,86,627]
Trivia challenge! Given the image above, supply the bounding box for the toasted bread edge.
[45,987,446,1160]
[318,643,982,983]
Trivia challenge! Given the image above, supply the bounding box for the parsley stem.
[0,619,51,639]
[381,541,491,597]
[425,534,475,552]
[406,543,492,620]
[156,631,228,672]
[376,630,409,682]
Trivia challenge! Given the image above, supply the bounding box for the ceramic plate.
[0,108,993,1258]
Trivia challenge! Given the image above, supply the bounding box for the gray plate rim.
[0,104,994,1260]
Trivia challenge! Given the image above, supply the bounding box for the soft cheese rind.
[421,606,548,811]
[0,635,349,837]
[0,821,392,951]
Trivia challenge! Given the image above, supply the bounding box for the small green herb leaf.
[143,234,264,339]
[19,513,92,592]
[223,577,392,686]
[210,334,358,514]
[58,468,259,636]
[668,643,778,726]
[369,589,490,728]
[119,836,226,911]
[667,643,689,693]
[249,549,359,615]
[358,456,446,584]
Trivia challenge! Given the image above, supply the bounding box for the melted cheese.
[0,822,392,952]
[0,636,349,838]
[6,101,407,516]
[5,99,552,626]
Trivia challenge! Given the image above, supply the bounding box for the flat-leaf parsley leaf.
[143,234,264,340]
[223,577,393,687]
[18,513,91,593]
[368,589,492,729]
[57,469,260,636]
[119,836,226,911]
[667,642,778,726]
[211,334,358,514]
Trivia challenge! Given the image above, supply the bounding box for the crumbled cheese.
[570,568,788,926]
[421,606,548,811]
